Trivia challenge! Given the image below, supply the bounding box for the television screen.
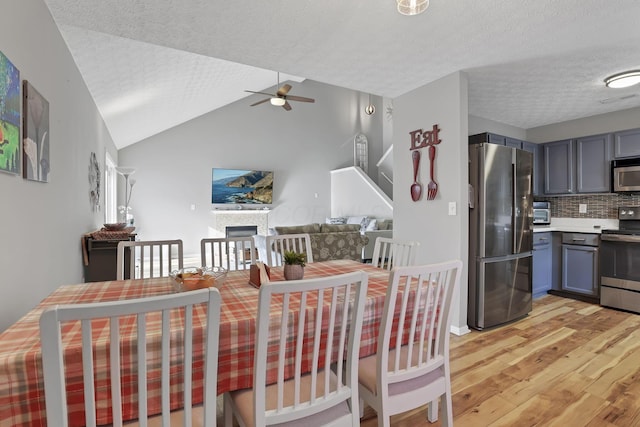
[211,168,273,204]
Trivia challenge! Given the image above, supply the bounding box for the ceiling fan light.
[270,97,286,106]
[605,70,640,88]
[397,0,429,16]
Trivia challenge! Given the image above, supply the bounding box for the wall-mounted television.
[211,168,274,205]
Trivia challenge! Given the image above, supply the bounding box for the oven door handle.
[601,234,640,243]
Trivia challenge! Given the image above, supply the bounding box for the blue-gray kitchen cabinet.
[544,139,574,194]
[561,233,599,298]
[532,232,552,299]
[575,133,612,193]
[613,128,640,159]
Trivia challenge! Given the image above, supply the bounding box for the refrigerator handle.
[512,162,517,254]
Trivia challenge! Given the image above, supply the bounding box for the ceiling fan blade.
[277,84,292,97]
[282,101,292,111]
[245,90,277,97]
[250,98,271,107]
[286,95,315,103]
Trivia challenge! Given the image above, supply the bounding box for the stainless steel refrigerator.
[468,143,533,330]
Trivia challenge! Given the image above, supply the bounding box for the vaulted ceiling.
[42,0,640,149]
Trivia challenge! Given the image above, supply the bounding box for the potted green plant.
[283,250,306,280]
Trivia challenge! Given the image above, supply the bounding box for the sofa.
[273,223,369,262]
[325,216,393,262]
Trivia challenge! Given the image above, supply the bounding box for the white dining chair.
[371,237,420,270]
[265,233,313,267]
[40,287,221,427]
[224,271,368,427]
[116,239,183,279]
[201,237,256,271]
[357,260,462,427]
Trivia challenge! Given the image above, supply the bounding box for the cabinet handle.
[539,238,548,241]
[572,238,586,242]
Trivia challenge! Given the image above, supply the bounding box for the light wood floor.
[217,295,640,426]
[360,295,640,427]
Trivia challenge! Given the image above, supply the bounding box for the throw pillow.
[346,215,366,225]
[365,219,377,231]
[346,215,371,233]
[325,217,347,224]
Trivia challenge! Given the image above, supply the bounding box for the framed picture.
[23,81,50,182]
[0,51,21,175]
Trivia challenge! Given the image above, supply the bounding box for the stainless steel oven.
[600,207,640,313]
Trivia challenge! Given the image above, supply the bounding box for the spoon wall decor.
[410,150,422,201]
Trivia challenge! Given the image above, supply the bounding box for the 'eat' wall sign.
[408,124,441,201]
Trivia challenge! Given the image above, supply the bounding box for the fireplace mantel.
[211,208,271,213]
[209,210,269,237]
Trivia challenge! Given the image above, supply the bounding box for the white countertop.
[533,217,618,234]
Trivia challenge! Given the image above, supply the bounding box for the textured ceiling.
[42,0,640,149]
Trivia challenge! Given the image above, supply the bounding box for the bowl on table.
[170,266,227,292]
[103,223,127,231]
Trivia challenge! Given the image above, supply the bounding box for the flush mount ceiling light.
[604,70,640,88]
[397,0,429,16]
[270,97,286,106]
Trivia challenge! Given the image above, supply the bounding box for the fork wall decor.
[409,124,441,200]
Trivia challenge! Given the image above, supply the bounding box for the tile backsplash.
[536,193,640,219]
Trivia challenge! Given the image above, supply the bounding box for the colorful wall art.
[0,51,21,175]
[23,81,50,182]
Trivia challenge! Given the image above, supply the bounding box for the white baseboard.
[450,324,471,336]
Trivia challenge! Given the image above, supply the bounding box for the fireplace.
[210,211,269,238]
[226,225,258,238]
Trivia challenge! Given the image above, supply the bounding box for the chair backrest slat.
[265,233,313,267]
[201,237,256,271]
[310,288,323,405]
[161,310,171,420]
[371,237,420,270]
[110,317,123,427]
[137,314,148,424]
[81,319,97,427]
[117,239,184,280]
[184,305,193,427]
[40,288,220,427]
[253,271,367,425]
[277,293,289,411]
[294,291,307,407]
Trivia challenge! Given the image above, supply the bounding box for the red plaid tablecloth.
[0,260,391,427]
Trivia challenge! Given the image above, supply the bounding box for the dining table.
[0,259,395,427]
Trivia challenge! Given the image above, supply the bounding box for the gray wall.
[118,80,385,257]
[0,0,118,331]
[393,72,470,334]
[469,115,527,140]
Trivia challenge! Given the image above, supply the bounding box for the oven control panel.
[619,207,640,220]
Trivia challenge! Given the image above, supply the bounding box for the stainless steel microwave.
[533,201,551,225]
[612,157,640,193]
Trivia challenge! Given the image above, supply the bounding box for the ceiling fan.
[245,73,315,111]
